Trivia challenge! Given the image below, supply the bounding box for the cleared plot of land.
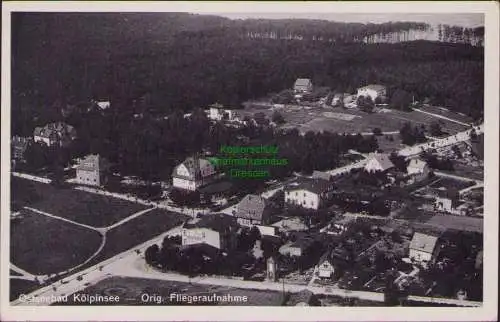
[10,209,103,275]
[11,177,148,227]
[426,215,483,233]
[242,105,467,138]
[10,279,41,301]
[84,209,189,267]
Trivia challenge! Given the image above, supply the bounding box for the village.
[10,75,485,307]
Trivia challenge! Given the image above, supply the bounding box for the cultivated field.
[241,105,468,140]
[11,177,148,227]
[10,209,103,275]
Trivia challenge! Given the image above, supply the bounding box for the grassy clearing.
[11,177,148,227]
[84,209,189,267]
[10,279,41,301]
[10,209,103,275]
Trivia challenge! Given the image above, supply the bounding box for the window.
[303,192,306,197]
[295,192,298,196]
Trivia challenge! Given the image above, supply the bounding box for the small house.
[364,153,394,173]
[294,78,313,93]
[75,154,110,186]
[357,84,387,102]
[409,232,440,267]
[284,178,335,210]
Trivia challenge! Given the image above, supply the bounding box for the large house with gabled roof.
[235,194,272,226]
[33,122,77,147]
[172,156,217,191]
[284,178,335,210]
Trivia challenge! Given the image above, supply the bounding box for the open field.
[10,279,41,301]
[11,177,148,227]
[10,209,103,275]
[241,105,468,140]
[84,209,189,268]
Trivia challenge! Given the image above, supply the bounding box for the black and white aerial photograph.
[1,1,498,322]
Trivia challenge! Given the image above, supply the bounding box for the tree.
[271,111,286,125]
[357,95,375,113]
[145,244,159,265]
[372,128,383,136]
[253,112,269,126]
[429,122,443,137]
[390,89,412,111]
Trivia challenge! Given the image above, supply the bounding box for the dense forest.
[12,13,484,137]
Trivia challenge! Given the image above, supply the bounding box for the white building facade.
[357,84,387,102]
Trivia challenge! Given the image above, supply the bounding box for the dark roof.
[235,194,270,221]
[435,189,460,201]
[312,171,332,181]
[33,122,76,139]
[183,213,238,234]
[284,178,333,195]
[470,134,484,159]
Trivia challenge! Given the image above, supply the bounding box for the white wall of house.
[182,228,221,249]
[279,244,303,257]
[409,249,433,265]
[357,88,386,101]
[34,136,52,146]
[76,169,101,186]
[172,177,198,191]
[285,189,321,210]
[364,159,386,172]
[435,197,453,212]
[318,261,334,278]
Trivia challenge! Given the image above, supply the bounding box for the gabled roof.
[294,78,312,87]
[173,156,213,180]
[183,213,238,234]
[365,153,394,171]
[235,194,270,221]
[407,158,428,171]
[284,178,334,195]
[409,232,439,254]
[358,84,386,92]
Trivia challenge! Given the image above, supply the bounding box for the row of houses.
[293,78,387,104]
